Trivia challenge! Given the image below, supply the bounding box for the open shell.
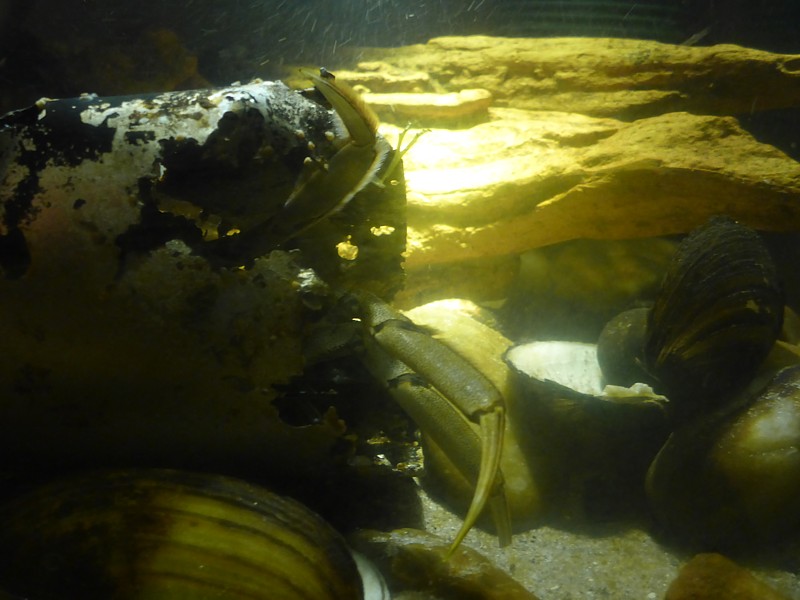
[505,340,669,518]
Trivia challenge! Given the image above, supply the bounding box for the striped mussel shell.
[643,217,784,419]
[0,469,382,599]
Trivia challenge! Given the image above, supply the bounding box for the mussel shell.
[646,365,800,549]
[597,306,654,388]
[506,341,669,519]
[0,469,365,599]
[644,217,783,417]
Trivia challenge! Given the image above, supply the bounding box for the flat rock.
[363,88,493,125]
[382,108,800,269]
[338,36,800,119]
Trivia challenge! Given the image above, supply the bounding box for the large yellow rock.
[386,109,800,269]
[320,36,800,304]
[339,36,800,119]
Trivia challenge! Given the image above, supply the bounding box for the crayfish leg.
[378,369,511,554]
[448,406,510,556]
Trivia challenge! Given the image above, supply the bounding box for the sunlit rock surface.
[341,36,800,119]
[365,88,493,125]
[327,36,800,304]
[388,110,800,268]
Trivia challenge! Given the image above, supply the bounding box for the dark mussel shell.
[597,306,654,388]
[646,364,800,549]
[0,469,366,600]
[644,217,783,419]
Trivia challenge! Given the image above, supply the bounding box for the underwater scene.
[2,0,800,598]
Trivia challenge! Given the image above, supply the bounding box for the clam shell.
[644,217,783,417]
[596,306,653,388]
[646,365,800,549]
[0,470,366,599]
[505,341,669,518]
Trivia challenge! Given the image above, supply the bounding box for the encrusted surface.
[0,81,405,475]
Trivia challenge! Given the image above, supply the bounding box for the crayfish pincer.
[349,290,514,554]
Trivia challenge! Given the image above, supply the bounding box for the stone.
[665,553,791,600]
[337,36,800,119]
[362,88,493,126]
[385,109,800,271]
[352,528,541,600]
[0,81,405,476]
[321,35,800,309]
